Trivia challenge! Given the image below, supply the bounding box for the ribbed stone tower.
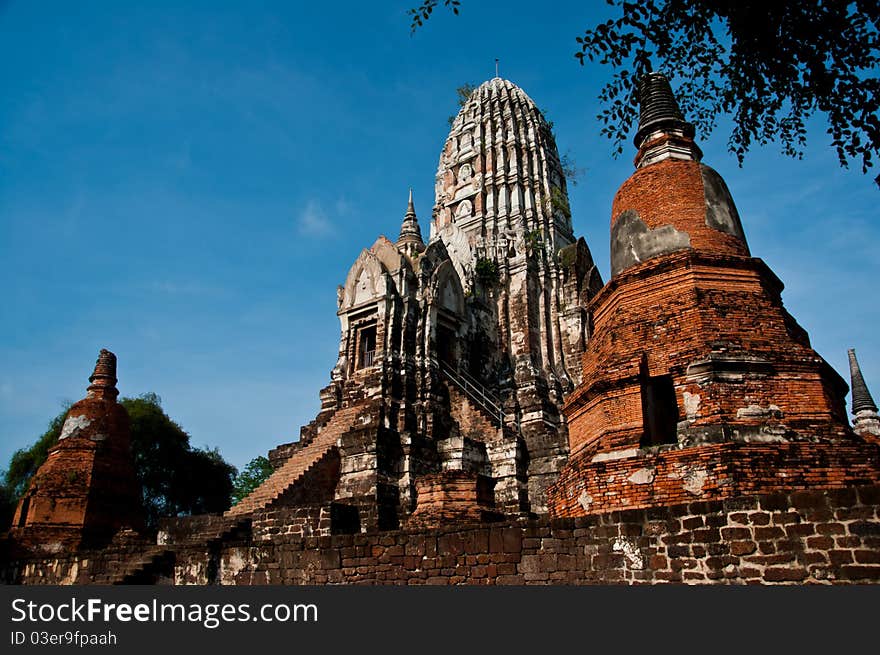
[430,77,602,511]
[233,78,603,525]
[434,77,575,250]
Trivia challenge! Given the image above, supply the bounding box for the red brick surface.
[612,158,748,259]
[6,485,880,585]
[408,470,497,528]
[9,350,142,552]
[549,442,880,517]
[564,252,850,460]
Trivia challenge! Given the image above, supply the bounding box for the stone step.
[225,404,364,517]
[447,384,505,439]
[92,546,172,584]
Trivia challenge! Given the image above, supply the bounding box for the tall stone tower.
[431,78,602,510]
[549,73,880,517]
[231,78,602,529]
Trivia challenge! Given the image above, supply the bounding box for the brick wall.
[549,442,880,517]
[5,485,879,585]
[565,251,851,459]
[252,507,329,541]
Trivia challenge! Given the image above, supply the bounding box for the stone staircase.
[93,516,253,584]
[447,383,504,441]
[226,404,364,517]
[91,546,173,585]
[440,363,506,427]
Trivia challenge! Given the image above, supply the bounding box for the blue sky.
[2,0,878,473]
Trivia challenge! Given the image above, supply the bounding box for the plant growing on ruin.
[549,187,571,218]
[540,107,555,133]
[475,257,500,287]
[525,230,546,254]
[557,245,578,268]
[560,152,583,186]
[448,82,478,126]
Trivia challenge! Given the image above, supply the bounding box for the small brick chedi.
[9,350,143,553]
[4,75,880,585]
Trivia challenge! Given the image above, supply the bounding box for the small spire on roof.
[397,188,425,257]
[848,348,880,442]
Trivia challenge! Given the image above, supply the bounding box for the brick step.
[226,452,334,514]
[225,404,364,517]
[446,384,508,440]
[92,546,172,585]
[92,517,254,585]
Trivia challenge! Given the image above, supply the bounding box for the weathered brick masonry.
[548,72,878,518]
[8,350,142,554]
[3,72,879,586]
[549,443,880,517]
[4,485,879,585]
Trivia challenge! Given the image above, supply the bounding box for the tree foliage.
[231,456,274,505]
[411,1,880,186]
[409,0,460,31]
[1,404,71,528]
[4,404,69,503]
[1,393,237,529]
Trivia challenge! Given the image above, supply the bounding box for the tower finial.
[632,72,702,167]
[495,58,499,78]
[848,348,878,414]
[849,348,880,442]
[87,348,119,400]
[634,72,692,145]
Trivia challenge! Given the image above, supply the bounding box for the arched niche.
[434,261,465,317]
[430,260,465,368]
[436,222,473,292]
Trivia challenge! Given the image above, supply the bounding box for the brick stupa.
[10,349,143,553]
[548,73,880,517]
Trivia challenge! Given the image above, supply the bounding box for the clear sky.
[2,1,878,473]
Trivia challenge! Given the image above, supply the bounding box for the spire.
[397,188,425,257]
[848,348,877,414]
[632,72,702,167]
[87,348,119,400]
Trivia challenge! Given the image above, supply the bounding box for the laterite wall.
[4,485,879,585]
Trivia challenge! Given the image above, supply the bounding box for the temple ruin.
[3,74,880,585]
